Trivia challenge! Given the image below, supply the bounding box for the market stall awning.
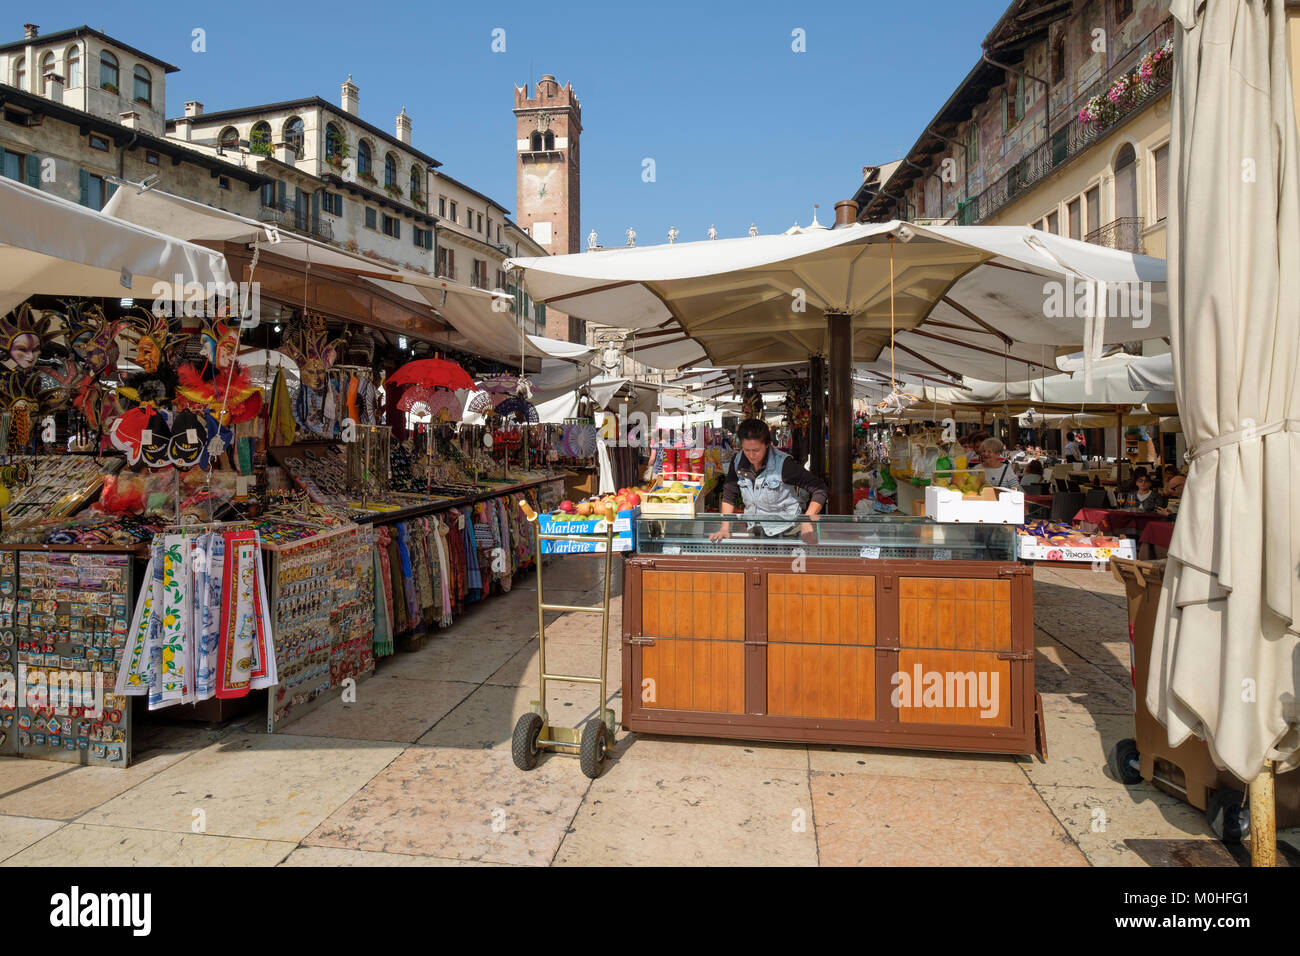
[0,177,232,315]
[506,221,1169,380]
[920,352,1177,409]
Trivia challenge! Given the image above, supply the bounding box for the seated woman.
[976,438,1021,490]
[1130,469,1169,514]
[1161,464,1186,497]
[1019,459,1046,492]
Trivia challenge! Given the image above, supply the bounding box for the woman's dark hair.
[1027,460,1044,476]
[736,418,771,444]
[1135,470,1152,482]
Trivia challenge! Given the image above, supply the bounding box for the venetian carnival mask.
[279,313,344,394]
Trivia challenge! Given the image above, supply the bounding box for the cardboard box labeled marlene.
[538,507,640,553]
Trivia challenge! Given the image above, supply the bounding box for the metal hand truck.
[512,500,618,778]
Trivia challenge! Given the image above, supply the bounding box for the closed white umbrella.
[1149,0,1300,838]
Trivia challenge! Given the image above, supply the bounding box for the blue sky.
[29,0,1008,243]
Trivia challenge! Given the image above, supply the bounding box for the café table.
[1073,507,1173,535]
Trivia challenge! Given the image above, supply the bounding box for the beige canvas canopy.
[1150,0,1300,808]
[0,177,232,314]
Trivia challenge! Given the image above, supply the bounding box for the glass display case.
[636,514,1016,562]
[620,513,1043,758]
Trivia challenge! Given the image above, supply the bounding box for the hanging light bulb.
[273,323,282,333]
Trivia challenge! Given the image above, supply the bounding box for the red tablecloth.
[1074,508,1172,534]
[1140,520,1175,550]
[1025,494,1053,507]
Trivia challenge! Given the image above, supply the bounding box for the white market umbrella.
[1149,0,1300,821]
[0,177,231,314]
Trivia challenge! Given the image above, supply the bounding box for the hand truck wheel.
[512,712,544,771]
[1107,737,1142,785]
[579,718,607,779]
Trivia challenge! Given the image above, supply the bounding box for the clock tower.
[514,74,583,341]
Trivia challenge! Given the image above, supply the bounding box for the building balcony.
[436,266,456,282]
[257,201,332,242]
[1085,217,1146,255]
[951,17,1174,226]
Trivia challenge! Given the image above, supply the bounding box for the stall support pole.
[1115,408,1124,487]
[1250,761,1277,866]
[809,355,825,480]
[826,310,853,515]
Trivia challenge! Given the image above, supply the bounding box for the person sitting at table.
[1063,433,1084,463]
[1161,464,1186,497]
[1130,469,1169,514]
[1019,459,1046,492]
[977,438,1021,489]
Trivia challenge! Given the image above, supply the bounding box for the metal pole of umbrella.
[809,355,825,479]
[826,310,853,515]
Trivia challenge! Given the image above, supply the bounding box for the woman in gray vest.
[711,419,829,543]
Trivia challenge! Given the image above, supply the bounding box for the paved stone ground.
[2,560,1296,866]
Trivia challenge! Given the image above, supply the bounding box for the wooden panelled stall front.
[621,556,1044,757]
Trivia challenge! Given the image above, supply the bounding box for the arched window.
[250,121,272,155]
[530,131,542,151]
[325,122,344,161]
[283,116,304,158]
[409,165,422,203]
[14,57,25,91]
[1051,35,1066,85]
[40,52,55,94]
[1114,143,1137,220]
[133,65,152,105]
[218,126,240,151]
[66,46,81,88]
[384,152,397,187]
[357,140,372,177]
[543,130,555,151]
[100,51,118,91]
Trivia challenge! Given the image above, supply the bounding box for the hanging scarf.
[117,549,159,695]
[394,522,419,630]
[372,544,393,657]
[375,526,396,637]
[216,530,258,698]
[152,533,193,709]
[268,367,296,446]
[387,533,409,634]
[192,532,225,701]
[433,516,453,627]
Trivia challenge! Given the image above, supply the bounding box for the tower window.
[530,131,542,151]
[543,130,555,150]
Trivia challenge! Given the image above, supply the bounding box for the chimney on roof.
[48,72,63,101]
[396,107,411,144]
[184,101,203,117]
[834,200,859,227]
[119,110,142,130]
[23,24,38,39]
[341,74,359,115]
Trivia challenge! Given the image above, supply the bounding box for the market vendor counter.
[622,515,1044,758]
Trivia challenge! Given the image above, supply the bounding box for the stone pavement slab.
[0,744,200,821]
[809,744,1024,783]
[553,756,816,866]
[1034,784,1216,867]
[279,845,502,866]
[278,676,476,743]
[810,771,1087,866]
[2,823,296,866]
[0,814,65,862]
[376,632,533,683]
[416,681,621,752]
[303,745,591,865]
[77,733,403,842]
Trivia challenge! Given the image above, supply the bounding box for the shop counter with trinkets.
[621,514,1044,758]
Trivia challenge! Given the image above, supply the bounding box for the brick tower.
[514,74,583,342]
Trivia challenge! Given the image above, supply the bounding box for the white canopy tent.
[507,219,1168,511]
[0,177,232,314]
[102,184,584,367]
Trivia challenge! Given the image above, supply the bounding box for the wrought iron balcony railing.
[1084,216,1146,254]
[949,17,1175,226]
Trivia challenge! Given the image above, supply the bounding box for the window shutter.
[25,153,40,189]
[79,168,90,207]
[277,180,286,205]
[1154,145,1169,222]
[394,220,400,240]
[106,180,118,202]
